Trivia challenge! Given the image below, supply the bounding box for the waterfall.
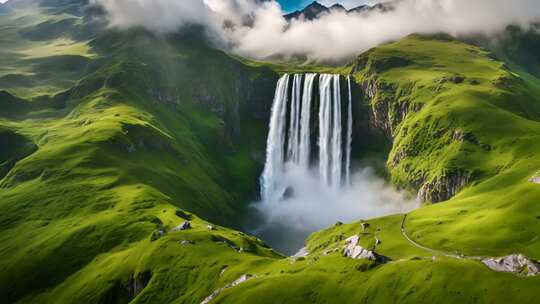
[345,76,353,186]
[260,74,290,202]
[261,73,353,202]
[287,75,302,164]
[299,74,316,169]
[330,74,342,189]
[318,74,333,187]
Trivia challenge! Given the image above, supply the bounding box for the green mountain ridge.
[1,1,540,303]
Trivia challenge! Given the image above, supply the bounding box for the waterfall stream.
[346,76,353,187]
[252,73,417,255]
[260,74,290,203]
[261,73,352,202]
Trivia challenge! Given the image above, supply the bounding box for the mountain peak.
[284,1,330,21]
[285,1,395,21]
[330,3,346,11]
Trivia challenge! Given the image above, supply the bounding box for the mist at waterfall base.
[249,165,417,255]
[246,73,418,255]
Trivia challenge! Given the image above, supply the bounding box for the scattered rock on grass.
[343,235,376,261]
[529,177,540,184]
[292,247,309,258]
[172,221,191,231]
[482,254,540,276]
[201,274,255,304]
[150,229,166,241]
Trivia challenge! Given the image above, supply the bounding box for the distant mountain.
[284,1,330,21]
[463,24,540,78]
[284,1,394,21]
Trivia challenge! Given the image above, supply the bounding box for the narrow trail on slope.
[400,214,484,261]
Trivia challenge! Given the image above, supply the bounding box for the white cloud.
[93,0,540,62]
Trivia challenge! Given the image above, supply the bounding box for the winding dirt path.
[400,214,484,261]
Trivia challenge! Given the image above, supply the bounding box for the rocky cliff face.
[359,72,471,203]
[362,78,423,138]
[416,169,470,203]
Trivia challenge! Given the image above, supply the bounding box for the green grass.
[2,3,540,304]
[345,35,540,261]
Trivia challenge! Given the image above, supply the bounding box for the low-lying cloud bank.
[93,0,540,61]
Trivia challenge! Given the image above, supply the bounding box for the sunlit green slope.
[0,2,278,303]
[1,1,540,303]
[351,35,540,258]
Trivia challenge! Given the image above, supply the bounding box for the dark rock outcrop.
[172,221,191,231]
[417,170,470,203]
[100,271,152,303]
[362,78,422,138]
[175,210,193,221]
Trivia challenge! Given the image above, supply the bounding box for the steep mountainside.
[1,1,540,304]
[0,2,280,303]
[349,35,540,258]
[466,25,540,78]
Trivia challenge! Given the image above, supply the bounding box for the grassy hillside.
[2,1,540,304]
[199,35,540,304]
[0,2,279,303]
[349,35,540,259]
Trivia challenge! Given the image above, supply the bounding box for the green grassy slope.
[0,2,279,303]
[348,35,540,259]
[2,2,540,304]
[204,36,540,304]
